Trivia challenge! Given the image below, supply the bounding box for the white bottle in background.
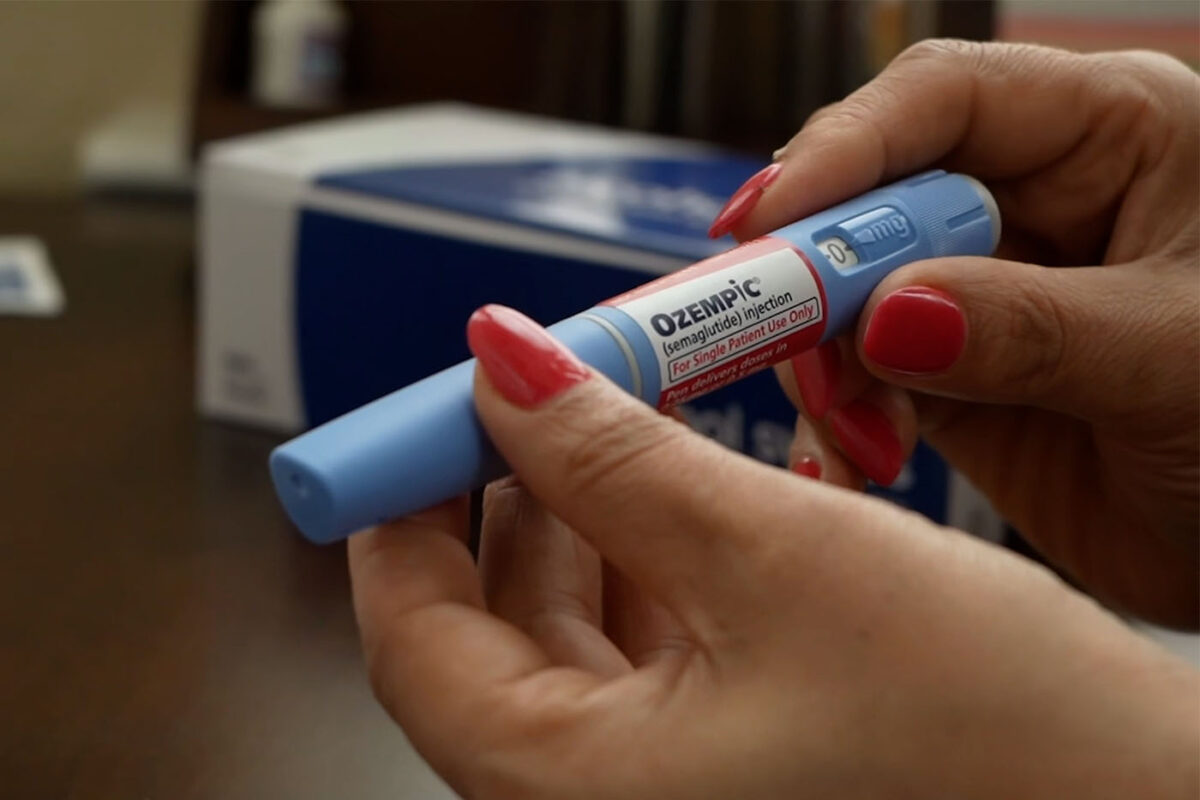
[252,0,347,109]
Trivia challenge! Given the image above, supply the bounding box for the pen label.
[604,237,826,407]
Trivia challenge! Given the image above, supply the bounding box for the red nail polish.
[467,305,591,408]
[863,287,966,374]
[827,400,903,486]
[791,457,822,479]
[708,163,783,239]
[790,341,840,419]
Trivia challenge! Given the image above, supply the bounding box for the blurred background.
[1,0,1196,197]
[1,2,1197,798]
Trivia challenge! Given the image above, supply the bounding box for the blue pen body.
[271,170,999,543]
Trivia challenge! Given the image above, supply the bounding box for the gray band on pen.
[579,312,643,399]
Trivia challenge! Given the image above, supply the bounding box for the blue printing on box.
[316,157,764,260]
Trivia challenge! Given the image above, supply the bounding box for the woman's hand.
[348,305,1198,800]
[724,41,1199,627]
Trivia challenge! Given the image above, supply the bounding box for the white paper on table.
[0,237,65,316]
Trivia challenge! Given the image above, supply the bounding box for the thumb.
[855,257,1181,423]
[465,304,815,635]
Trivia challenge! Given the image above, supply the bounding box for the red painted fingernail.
[707,163,783,239]
[863,287,966,374]
[467,305,591,408]
[827,400,903,486]
[790,341,840,419]
[791,457,822,480]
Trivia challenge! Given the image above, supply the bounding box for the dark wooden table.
[0,198,455,799]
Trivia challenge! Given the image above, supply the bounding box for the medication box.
[198,103,999,534]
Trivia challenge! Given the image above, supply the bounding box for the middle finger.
[479,477,631,677]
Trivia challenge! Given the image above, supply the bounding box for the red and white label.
[604,237,827,407]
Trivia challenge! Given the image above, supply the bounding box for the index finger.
[734,40,1118,239]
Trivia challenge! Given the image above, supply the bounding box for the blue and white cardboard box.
[198,103,1000,535]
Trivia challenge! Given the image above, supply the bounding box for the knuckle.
[483,474,523,498]
[361,627,516,796]
[482,476,529,527]
[802,100,840,128]
[460,682,597,800]
[807,39,984,168]
[899,39,1087,85]
[1086,55,1167,119]
[552,396,684,501]
[455,742,535,800]
[802,98,879,145]
[895,37,981,67]
[361,632,402,721]
[1108,49,1199,86]
[1099,51,1197,139]
[992,41,1074,72]
[994,273,1072,398]
[831,91,893,130]
[801,96,892,175]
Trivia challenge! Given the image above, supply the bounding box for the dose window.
[815,237,859,269]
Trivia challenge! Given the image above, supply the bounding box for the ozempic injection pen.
[270,170,1000,544]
